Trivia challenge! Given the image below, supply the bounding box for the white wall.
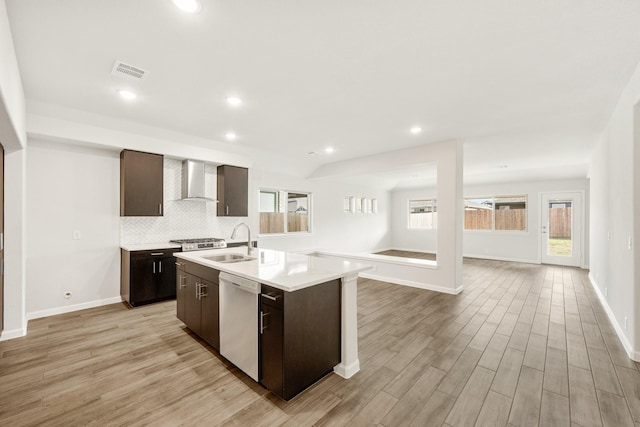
[22,138,394,320]
[25,139,121,318]
[0,0,25,149]
[463,179,589,264]
[588,59,640,360]
[0,0,27,340]
[390,178,589,265]
[253,169,391,253]
[2,149,26,338]
[307,140,464,293]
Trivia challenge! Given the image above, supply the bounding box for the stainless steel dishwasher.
[219,272,260,381]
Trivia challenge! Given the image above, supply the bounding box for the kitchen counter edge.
[174,247,371,292]
[121,242,182,251]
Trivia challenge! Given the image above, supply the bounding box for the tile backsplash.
[120,159,246,244]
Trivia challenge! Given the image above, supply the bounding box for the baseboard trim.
[334,359,360,379]
[588,273,639,361]
[26,296,124,321]
[359,272,462,295]
[0,327,28,341]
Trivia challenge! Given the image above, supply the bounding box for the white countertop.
[174,246,372,292]
[121,242,182,251]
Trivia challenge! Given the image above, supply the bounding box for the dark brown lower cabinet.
[260,280,341,400]
[121,249,177,307]
[175,260,220,350]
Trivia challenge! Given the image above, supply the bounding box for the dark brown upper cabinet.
[217,165,248,217]
[120,149,164,216]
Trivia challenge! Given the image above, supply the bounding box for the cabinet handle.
[152,261,156,274]
[196,282,201,299]
[262,294,278,301]
[199,283,208,298]
[179,275,187,289]
[159,204,162,215]
[175,261,185,267]
[151,252,164,256]
[159,261,162,273]
[260,311,269,334]
[226,205,229,215]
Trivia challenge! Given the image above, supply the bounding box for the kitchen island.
[174,246,371,399]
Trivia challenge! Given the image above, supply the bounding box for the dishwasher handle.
[219,272,260,294]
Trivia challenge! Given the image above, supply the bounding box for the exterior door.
[540,192,583,267]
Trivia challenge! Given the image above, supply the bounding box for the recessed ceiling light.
[325,147,335,154]
[117,89,136,100]
[171,0,201,13]
[225,132,237,141]
[410,126,422,134]
[227,96,242,106]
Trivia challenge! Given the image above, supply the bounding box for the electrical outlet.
[72,230,82,240]
[625,316,628,330]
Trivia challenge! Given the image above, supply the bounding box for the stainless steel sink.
[203,253,255,263]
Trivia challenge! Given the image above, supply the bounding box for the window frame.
[464,194,528,233]
[407,198,438,230]
[258,188,313,236]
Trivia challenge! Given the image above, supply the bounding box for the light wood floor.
[375,249,437,261]
[1,258,639,426]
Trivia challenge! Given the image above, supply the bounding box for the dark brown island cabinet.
[217,165,248,217]
[175,260,341,401]
[176,260,220,349]
[121,249,177,307]
[260,281,341,400]
[120,149,164,217]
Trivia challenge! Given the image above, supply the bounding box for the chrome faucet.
[231,222,253,255]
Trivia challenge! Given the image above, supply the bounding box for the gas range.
[170,238,227,252]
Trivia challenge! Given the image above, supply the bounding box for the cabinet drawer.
[130,249,178,260]
[261,284,284,309]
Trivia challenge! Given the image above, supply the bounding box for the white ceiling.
[6,0,640,185]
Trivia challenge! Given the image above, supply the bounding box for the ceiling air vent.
[111,60,149,81]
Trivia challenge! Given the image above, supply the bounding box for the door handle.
[179,275,187,289]
[152,261,156,274]
[199,284,208,298]
[260,311,269,334]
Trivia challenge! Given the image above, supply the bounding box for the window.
[464,195,527,231]
[464,197,493,230]
[408,199,437,230]
[494,196,527,231]
[259,189,311,234]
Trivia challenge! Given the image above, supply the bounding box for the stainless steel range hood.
[181,159,217,201]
